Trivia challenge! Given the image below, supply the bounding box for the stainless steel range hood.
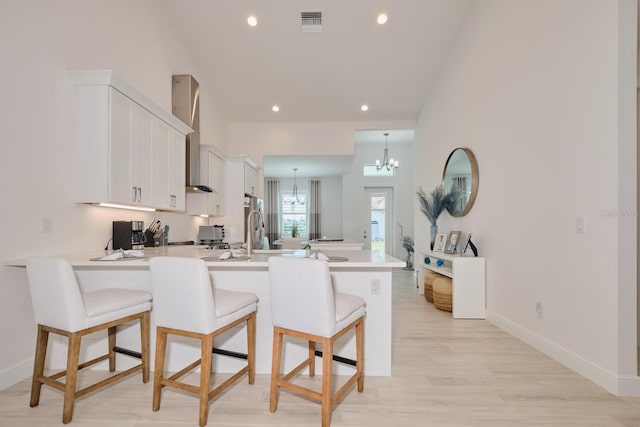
[172,74,213,193]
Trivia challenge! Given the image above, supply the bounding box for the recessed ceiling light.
[377,14,388,25]
[272,105,280,112]
[247,15,257,27]
[361,104,369,112]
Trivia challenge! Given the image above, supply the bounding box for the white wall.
[0,0,224,388]
[413,0,637,394]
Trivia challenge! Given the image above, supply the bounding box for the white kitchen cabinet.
[71,70,191,211]
[132,106,154,206]
[419,250,486,319]
[244,162,259,196]
[186,146,225,216]
[153,120,186,211]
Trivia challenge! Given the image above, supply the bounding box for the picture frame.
[458,232,472,255]
[433,233,448,252]
[445,231,462,254]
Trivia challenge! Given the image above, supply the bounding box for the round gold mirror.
[442,147,479,217]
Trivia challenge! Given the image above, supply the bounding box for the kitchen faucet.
[246,209,265,256]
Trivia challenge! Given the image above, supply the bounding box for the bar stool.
[25,257,151,424]
[267,256,365,427]
[148,256,258,426]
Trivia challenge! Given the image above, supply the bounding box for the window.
[363,164,396,177]
[281,193,307,237]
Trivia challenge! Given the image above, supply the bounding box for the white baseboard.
[486,310,640,396]
[0,357,33,391]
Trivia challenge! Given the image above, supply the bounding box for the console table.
[419,250,486,319]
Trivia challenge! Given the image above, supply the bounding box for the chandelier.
[376,132,399,171]
[291,168,304,205]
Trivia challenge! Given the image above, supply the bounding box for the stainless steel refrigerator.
[244,194,265,249]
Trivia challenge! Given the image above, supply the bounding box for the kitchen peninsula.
[9,247,403,376]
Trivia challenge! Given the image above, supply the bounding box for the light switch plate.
[576,217,585,233]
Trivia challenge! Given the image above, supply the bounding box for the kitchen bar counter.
[8,248,404,376]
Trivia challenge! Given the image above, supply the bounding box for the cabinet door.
[132,106,154,205]
[212,154,225,215]
[152,120,185,211]
[168,128,186,211]
[152,120,171,209]
[244,164,258,196]
[109,89,134,204]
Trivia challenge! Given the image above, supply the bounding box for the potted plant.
[291,222,299,238]
[416,185,458,250]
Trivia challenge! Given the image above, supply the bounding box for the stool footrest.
[314,350,356,367]
[213,347,248,360]
[113,346,142,359]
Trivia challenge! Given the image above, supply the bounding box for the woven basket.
[432,276,452,312]
[423,272,441,303]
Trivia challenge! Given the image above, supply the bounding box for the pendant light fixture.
[376,132,399,171]
[291,168,304,205]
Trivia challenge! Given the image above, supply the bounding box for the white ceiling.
[157,1,469,177]
[158,0,471,123]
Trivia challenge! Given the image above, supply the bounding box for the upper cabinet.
[153,120,186,211]
[71,70,191,211]
[187,145,226,217]
[244,162,259,196]
[226,156,261,199]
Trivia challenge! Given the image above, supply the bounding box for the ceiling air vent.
[301,11,322,32]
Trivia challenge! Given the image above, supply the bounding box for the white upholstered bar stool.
[267,256,365,427]
[148,256,258,426]
[25,257,151,424]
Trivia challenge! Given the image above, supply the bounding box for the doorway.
[362,187,394,256]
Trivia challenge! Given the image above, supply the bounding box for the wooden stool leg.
[356,318,364,392]
[30,325,49,407]
[269,327,283,413]
[321,337,333,427]
[62,333,81,424]
[308,340,316,377]
[247,312,256,384]
[152,328,168,412]
[108,326,116,372]
[140,311,150,383]
[199,334,213,426]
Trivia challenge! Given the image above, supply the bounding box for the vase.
[430,223,438,250]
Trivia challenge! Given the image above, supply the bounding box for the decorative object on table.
[400,235,414,270]
[433,233,448,252]
[445,231,462,254]
[436,259,445,267]
[457,232,476,256]
[291,222,299,238]
[417,185,458,249]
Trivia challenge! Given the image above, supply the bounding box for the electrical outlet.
[41,217,52,234]
[536,302,544,320]
[370,279,380,295]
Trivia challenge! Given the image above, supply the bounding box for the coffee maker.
[112,221,145,250]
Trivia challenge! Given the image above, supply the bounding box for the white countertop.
[7,247,404,269]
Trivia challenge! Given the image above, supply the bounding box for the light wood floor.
[3,270,640,426]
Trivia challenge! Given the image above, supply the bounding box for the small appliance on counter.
[113,221,145,250]
[198,225,229,249]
